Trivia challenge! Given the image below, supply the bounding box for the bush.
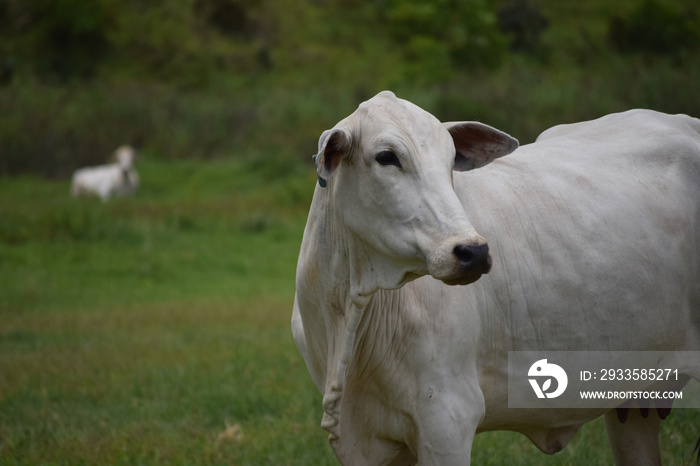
[0,80,261,177]
[1,0,114,81]
[609,0,700,55]
[382,0,506,77]
[497,0,549,52]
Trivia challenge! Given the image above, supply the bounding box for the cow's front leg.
[413,384,485,466]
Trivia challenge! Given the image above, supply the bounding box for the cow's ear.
[443,122,519,171]
[316,127,352,183]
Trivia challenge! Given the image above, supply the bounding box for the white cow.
[71,145,139,201]
[292,91,700,465]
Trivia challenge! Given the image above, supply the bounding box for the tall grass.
[4,48,698,178]
[428,52,700,145]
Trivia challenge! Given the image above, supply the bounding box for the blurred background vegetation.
[1,0,699,177]
[2,0,700,464]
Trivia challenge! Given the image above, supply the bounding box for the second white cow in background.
[71,145,139,201]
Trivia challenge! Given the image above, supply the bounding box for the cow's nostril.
[453,245,475,265]
[453,244,491,272]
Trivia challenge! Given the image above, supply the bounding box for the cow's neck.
[299,187,404,439]
[303,186,410,299]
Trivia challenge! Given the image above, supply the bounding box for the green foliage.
[194,0,258,39]
[433,52,700,145]
[497,0,549,53]
[609,0,700,55]
[1,0,506,87]
[0,80,262,177]
[0,0,269,84]
[1,0,699,178]
[382,0,506,79]
[0,0,114,81]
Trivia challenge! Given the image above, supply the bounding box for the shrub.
[497,0,549,52]
[381,0,506,78]
[609,0,700,55]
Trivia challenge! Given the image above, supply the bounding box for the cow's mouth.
[440,270,489,286]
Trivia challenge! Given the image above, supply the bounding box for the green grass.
[0,155,313,312]
[0,300,337,465]
[0,156,341,464]
[1,156,698,465]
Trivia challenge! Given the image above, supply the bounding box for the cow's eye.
[375,150,402,168]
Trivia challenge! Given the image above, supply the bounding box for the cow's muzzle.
[447,243,492,285]
[429,239,492,286]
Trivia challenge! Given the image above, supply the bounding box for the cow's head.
[314,91,517,289]
[114,145,136,169]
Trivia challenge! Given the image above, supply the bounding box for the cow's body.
[71,145,138,201]
[292,91,700,465]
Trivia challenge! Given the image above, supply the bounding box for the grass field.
[1,157,699,465]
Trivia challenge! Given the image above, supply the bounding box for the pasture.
[1,156,698,465]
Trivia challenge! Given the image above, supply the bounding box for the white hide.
[292,91,700,465]
[71,145,139,201]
